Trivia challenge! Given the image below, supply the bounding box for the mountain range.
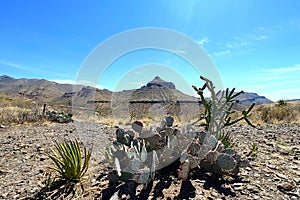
[0,75,273,109]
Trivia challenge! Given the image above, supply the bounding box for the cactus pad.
[216,153,237,170]
[208,135,218,150]
[178,161,190,181]
[133,167,150,184]
[130,158,141,172]
[165,116,174,127]
[188,141,201,156]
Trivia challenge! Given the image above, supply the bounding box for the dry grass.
[2,90,299,127]
[249,101,300,125]
[0,92,46,125]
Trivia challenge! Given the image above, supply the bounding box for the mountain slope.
[0,75,273,110]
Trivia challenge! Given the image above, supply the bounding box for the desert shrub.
[46,111,73,123]
[276,99,287,107]
[0,93,44,124]
[259,103,297,123]
[0,106,43,125]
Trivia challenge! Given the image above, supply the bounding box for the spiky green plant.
[218,131,234,148]
[48,139,91,182]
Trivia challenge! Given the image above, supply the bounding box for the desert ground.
[0,120,299,200]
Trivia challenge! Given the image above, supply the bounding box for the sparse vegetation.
[276,141,287,146]
[104,76,254,195]
[1,75,300,199]
[0,92,44,125]
[256,101,298,124]
[276,99,287,107]
[46,111,73,123]
[248,143,258,157]
[48,139,91,182]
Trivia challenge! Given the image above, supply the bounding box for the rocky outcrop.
[146,76,176,89]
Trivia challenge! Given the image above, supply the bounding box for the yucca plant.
[48,139,91,182]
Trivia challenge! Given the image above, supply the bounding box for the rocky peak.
[146,76,176,89]
[0,75,15,82]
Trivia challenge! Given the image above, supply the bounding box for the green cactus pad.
[133,167,150,184]
[165,116,174,127]
[130,157,141,171]
[206,150,218,164]
[180,150,188,163]
[132,121,143,133]
[188,141,201,156]
[140,142,147,163]
[161,120,167,128]
[115,158,121,176]
[188,155,200,169]
[216,153,237,170]
[198,131,207,144]
[208,135,218,150]
[222,148,237,155]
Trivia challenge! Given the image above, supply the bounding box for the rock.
[277,182,294,191]
[276,173,288,180]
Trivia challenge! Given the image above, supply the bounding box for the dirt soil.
[0,121,299,199]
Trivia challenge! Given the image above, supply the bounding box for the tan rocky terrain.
[0,121,299,199]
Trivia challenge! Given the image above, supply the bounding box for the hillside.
[0,75,274,117]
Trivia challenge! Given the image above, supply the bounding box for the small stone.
[290,165,298,170]
[266,164,276,169]
[276,173,288,179]
[277,182,294,191]
[293,177,300,184]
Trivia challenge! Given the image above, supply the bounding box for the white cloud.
[255,75,287,81]
[226,41,250,48]
[225,32,267,50]
[265,64,300,73]
[0,60,33,71]
[76,79,98,87]
[250,34,267,40]
[197,37,210,45]
[51,79,76,84]
[213,50,230,56]
[279,88,300,94]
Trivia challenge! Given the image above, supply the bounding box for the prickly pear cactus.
[216,153,237,171]
[188,141,201,156]
[178,161,190,181]
[133,167,151,184]
[165,116,174,127]
[130,158,141,171]
[106,119,173,185]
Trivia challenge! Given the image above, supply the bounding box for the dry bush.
[253,101,299,124]
[0,93,44,125]
[0,106,43,125]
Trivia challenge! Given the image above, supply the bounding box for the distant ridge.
[232,92,273,105]
[0,75,274,108]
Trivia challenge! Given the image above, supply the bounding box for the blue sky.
[0,0,300,101]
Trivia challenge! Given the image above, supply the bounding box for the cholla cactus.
[178,76,254,179]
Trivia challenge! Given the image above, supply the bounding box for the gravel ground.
[0,121,299,199]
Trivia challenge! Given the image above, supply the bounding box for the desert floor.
[0,121,299,199]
